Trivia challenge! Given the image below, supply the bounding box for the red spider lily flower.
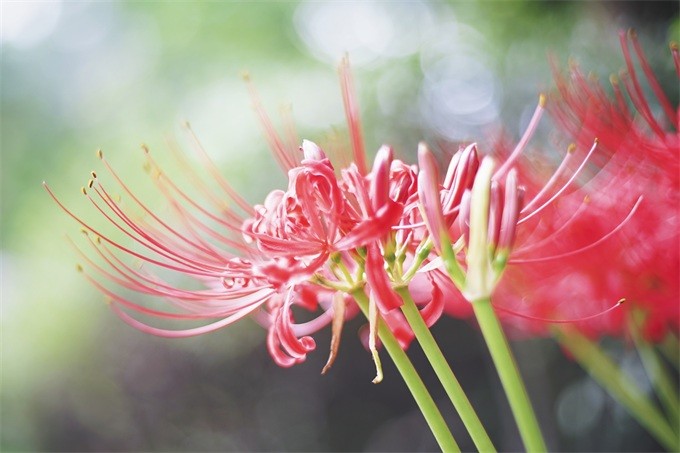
[522,30,680,340]
[416,95,641,326]
[44,58,443,377]
[415,31,676,342]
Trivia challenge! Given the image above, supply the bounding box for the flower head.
[45,59,442,378]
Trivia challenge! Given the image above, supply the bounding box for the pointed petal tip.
[301,139,326,160]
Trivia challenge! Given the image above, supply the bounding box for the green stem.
[556,327,679,452]
[397,288,497,452]
[629,316,679,430]
[351,289,460,452]
[659,332,680,370]
[473,297,546,452]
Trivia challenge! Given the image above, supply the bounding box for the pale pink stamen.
[494,95,546,180]
[243,76,298,171]
[521,145,577,213]
[511,196,642,264]
[112,301,263,338]
[183,123,256,214]
[519,139,598,224]
[86,186,225,272]
[339,55,368,175]
[44,183,219,277]
[493,299,625,324]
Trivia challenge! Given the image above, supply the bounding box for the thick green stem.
[351,289,460,452]
[473,297,546,452]
[397,288,496,452]
[556,327,679,452]
[629,317,679,430]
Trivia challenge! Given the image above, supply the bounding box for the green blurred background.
[1,1,677,451]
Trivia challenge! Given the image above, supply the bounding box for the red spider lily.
[416,95,641,326]
[44,58,443,375]
[522,29,680,340]
[415,31,676,342]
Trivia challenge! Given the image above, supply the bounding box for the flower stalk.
[555,327,679,452]
[396,288,497,452]
[473,297,547,452]
[629,311,680,431]
[351,289,460,453]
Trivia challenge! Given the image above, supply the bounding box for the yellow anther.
[81,187,87,195]
[76,264,83,272]
[90,171,97,179]
[538,93,546,108]
[609,74,619,86]
[87,179,94,188]
[567,143,576,154]
[80,228,88,235]
[670,41,679,52]
[141,143,149,153]
[96,149,103,159]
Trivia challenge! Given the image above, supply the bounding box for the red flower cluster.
[45,33,676,375]
[482,31,678,340]
[44,60,448,372]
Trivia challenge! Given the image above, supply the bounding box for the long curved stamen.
[73,235,257,302]
[95,176,230,264]
[99,150,248,258]
[143,148,245,230]
[619,32,668,139]
[519,139,598,224]
[511,196,590,256]
[628,30,678,127]
[339,55,368,175]
[521,144,576,213]
[91,181,224,265]
[164,139,245,222]
[85,186,226,272]
[182,122,255,215]
[494,95,546,180]
[511,196,642,264]
[243,73,298,171]
[44,183,220,277]
[111,301,264,338]
[493,299,625,323]
[145,177,252,255]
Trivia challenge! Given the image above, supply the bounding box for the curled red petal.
[365,243,403,313]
